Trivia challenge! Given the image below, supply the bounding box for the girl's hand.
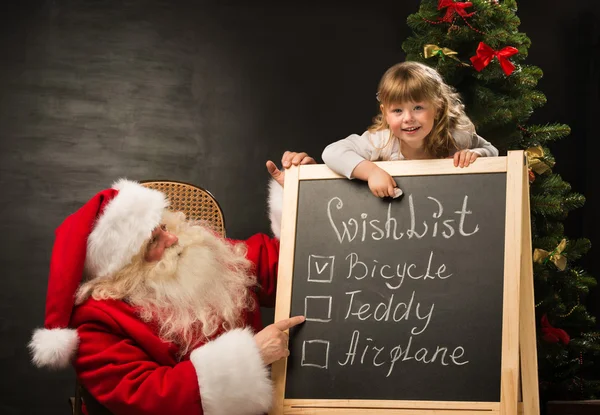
[453,150,480,168]
[266,151,316,187]
[367,167,400,198]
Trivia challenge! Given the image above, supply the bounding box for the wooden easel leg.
[500,151,526,415]
[519,162,541,415]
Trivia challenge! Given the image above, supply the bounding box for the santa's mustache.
[152,228,219,271]
[154,244,189,273]
[165,243,184,258]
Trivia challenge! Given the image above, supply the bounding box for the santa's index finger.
[273,315,306,331]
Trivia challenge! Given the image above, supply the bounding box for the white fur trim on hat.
[268,179,283,239]
[28,327,79,369]
[85,179,168,278]
[190,328,272,415]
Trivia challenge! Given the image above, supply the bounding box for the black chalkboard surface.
[284,172,507,402]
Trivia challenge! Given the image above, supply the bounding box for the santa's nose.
[164,231,178,247]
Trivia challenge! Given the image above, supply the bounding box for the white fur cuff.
[190,328,272,415]
[268,179,283,239]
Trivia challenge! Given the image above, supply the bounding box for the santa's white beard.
[78,214,256,356]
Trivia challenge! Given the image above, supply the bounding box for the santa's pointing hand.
[254,315,306,365]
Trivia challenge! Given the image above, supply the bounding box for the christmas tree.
[402,0,600,404]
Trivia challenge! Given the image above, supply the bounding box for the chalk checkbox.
[304,296,332,322]
[301,340,330,369]
[307,255,335,283]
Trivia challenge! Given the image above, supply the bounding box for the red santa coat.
[70,233,280,415]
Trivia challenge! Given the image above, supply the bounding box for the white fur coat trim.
[28,327,79,369]
[190,328,272,415]
[268,179,283,239]
[85,179,168,278]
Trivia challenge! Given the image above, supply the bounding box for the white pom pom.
[28,328,79,369]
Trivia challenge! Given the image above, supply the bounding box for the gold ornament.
[423,44,470,66]
[533,239,567,271]
[525,146,552,175]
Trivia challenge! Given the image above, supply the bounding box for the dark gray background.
[1,0,598,413]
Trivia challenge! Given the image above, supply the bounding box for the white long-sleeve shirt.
[322,129,499,178]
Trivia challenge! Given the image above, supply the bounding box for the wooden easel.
[271,151,539,415]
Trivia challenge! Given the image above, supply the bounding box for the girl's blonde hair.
[370,61,474,158]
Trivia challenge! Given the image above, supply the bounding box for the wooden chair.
[140,180,226,238]
[70,180,225,414]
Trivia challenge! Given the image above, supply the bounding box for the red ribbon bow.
[470,42,519,75]
[541,314,570,345]
[438,0,475,22]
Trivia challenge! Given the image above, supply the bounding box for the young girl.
[322,61,498,198]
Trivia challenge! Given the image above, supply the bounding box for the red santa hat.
[28,178,168,369]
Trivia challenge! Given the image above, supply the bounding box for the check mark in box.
[301,340,330,369]
[307,255,335,283]
[304,296,332,322]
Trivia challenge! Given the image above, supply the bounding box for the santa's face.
[137,215,256,348]
[145,224,179,262]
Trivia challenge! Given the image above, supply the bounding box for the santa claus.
[28,152,315,415]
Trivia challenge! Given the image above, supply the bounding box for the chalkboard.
[272,153,539,415]
[284,172,507,402]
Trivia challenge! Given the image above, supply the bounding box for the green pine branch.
[523,123,572,144]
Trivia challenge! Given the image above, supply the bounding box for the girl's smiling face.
[383,101,436,150]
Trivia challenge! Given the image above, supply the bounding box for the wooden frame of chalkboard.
[270,151,539,415]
